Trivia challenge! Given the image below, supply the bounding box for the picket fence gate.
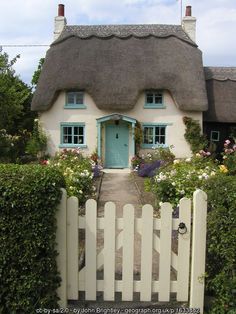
[56,189,207,314]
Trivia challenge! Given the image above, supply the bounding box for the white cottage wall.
[39,90,202,160]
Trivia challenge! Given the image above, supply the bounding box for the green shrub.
[0,164,65,312]
[26,119,47,158]
[203,175,236,313]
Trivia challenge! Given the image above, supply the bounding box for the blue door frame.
[96,114,136,168]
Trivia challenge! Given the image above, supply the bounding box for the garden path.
[96,170,165,281]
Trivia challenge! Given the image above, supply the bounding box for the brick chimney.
[182,6,196,42]
[54,4,67,41]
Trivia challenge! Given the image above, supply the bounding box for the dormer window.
[65,91,86,109]
[144,90,165,109]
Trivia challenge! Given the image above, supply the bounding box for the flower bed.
[132,147,175,177]
[43,149,98,204]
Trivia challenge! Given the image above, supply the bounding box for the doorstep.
[102,168,131,174]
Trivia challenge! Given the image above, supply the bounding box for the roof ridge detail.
[204,66,236,81]
[52,24,196,46]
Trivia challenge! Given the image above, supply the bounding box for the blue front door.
[105,123,129,168]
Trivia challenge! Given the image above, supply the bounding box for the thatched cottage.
[32,4,236,167]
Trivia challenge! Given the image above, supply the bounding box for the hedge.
[0,164,65,313]
[203,175,236,313]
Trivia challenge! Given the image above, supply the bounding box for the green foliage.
[0,129,32,163]
[31,58,45,87]
[0,52,34,135]
[0,164,65,312]
[50,148,95,204]
[183,116,208,153]
[26,119,47,158]
[149,155,219,206]
[134,121,143,153]
[203,175,236,313]
[0,51,36,162]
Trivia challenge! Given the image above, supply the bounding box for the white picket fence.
[56,189,207,313]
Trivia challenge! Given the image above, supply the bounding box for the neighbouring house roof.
[31,24,208,112]
[204,67,236,123]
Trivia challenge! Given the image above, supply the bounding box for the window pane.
[75,92,84,104]
[144,127,153,144]
[159,136,165,144]
[154,93,163,104]
[78,127,84,135]
[74,136,78,144]
[155,126,165,144]
[160,127,165,136]
[67,93,75,104]
[64,135,72,144]
[78,136,84,144]
[155,127,160,136]
[211,131,220,141]
[74,127,79,135]
[63,126,72,136]
[146,93,154,104]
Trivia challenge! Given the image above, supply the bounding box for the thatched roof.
[204,67,236,123]
[54,24,195,44]
[31,24,208,112]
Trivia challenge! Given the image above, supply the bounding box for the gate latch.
[178,222,187,235]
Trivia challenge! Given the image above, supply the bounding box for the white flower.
[180,190,185,195]
[198,175,203,180]
[79,190,83,194]
[186,158,191,162]
[34,118,39,122]
[172,182,176,186]
[210,171,216,176]
[173,159,180,164]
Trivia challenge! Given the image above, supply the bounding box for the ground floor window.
[210,130,220,142]
[142,124,166,147]
[60,123,85,147]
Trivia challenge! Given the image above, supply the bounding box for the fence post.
[56,188,67,307]
[190,189,207,314]
[67,196,79,300]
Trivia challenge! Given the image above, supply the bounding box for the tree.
[0,51,37,162]
[0,52,34,134]
[31,57,45,88]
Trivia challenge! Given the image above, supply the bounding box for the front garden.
[131,139,236,313]
[0,112,235,313]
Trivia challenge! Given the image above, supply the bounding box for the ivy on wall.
[183,116,208,153]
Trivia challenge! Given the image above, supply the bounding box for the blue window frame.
[144,90,165,109]
[60,123,86,148]
[65,91,86,109]
[142,124,168,148]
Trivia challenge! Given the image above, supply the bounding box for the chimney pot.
[185,5,192,17]
[58,4,65,17]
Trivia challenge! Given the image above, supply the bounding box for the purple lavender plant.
[138,160,161,177]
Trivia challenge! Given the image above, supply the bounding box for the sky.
[0,0,236,85]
